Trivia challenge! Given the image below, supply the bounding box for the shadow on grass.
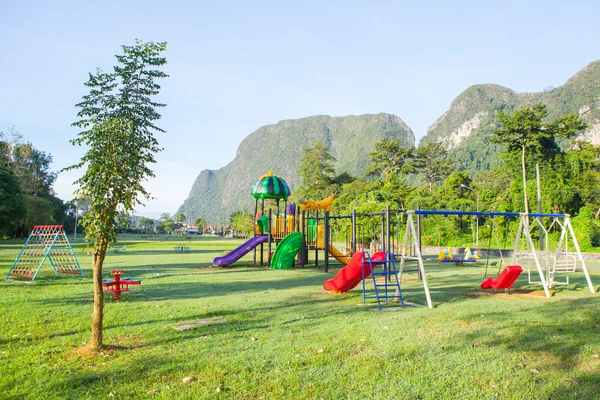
[27,271,334,307]
[105,249,220,256]
[455,297,600,398]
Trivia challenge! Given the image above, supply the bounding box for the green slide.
[270,232,302,269]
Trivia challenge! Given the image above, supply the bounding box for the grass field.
[1,235,600,399]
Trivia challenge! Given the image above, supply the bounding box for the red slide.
[323,251,386,293]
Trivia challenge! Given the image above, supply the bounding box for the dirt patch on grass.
[69,344,124,360]
[69,336,148,359]
[470,290,551,301]
[173,316,226,331]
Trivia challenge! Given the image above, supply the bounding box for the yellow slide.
[329,244,350,265]
[299,194,335,212]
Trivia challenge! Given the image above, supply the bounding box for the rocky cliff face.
[181,113,414,223]
[423,61,600,173]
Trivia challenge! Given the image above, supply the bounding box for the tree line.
[0,127,74,237]
[287,103,600,250]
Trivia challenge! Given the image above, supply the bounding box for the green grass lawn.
[1,235,599,399]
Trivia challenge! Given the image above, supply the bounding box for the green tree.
[163,219,175,234]
[297,141,336,198]
[413,142,453,192]
[0,129,12,167]
[1,127,57,197]
[137,217,154,234]
[365,138,414,178]
[10,142,56,196]
[549,112,588,151]
[22,195,56,233]
[378,172,412,209]
[0,167,26,236]
[491,103,555,213]
[68,40,167,350]
[194,217,206,234]
[230,211,253,238]
[160,212,172,222]
[175,210,187,224]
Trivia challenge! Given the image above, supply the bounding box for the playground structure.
[213,171,357,269]
[6,225,84,283]
[212,171,597,308]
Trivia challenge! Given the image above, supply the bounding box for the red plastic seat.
[481,265,523,290]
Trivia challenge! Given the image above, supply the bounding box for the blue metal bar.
[412,210,567,218]
[363,251,404,309]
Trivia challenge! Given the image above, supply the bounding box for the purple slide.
[212,236,269,267]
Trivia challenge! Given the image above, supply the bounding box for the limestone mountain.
[181,113,414,223]
[422,60,600,173]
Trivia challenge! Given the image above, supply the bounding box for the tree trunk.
[90,237,108,348]
[522,145,529,214]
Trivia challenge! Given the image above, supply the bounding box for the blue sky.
[1,0,599,219]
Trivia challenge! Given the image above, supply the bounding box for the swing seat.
[551,254,577,274]
[481,265,523,290]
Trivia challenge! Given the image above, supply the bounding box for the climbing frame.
[6,225,84,283]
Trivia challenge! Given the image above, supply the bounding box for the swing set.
[399,210,596,308]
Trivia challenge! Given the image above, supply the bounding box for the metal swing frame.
[399,210,595,308]
[514,215,586,293]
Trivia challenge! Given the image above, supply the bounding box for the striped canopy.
[252,171,291,201]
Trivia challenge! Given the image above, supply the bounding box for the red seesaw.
[102,270,141,300]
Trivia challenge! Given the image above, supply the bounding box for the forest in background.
[231,103,600,252]
[0,127,76,238]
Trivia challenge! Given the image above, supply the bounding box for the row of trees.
[297,139,453,203]
[292,103,600,249]
[0,127,72,237]
[154,211,207,234]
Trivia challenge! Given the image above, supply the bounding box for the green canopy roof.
[252,171,291,201]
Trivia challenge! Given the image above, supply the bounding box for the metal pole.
[283,200,287,236]
[475,192,479,249]
[276,200,280,240]
[407,213,433,308]
[523,215,551,298]
[267,208,272,268]
[253,199,258,264]
[536,163,543,250]
[260,199,265,266]
[417,206,422,280]
[315,210,319,267]
[301,210,306,268]
[351,209,357,254]
[386,205,390,254]
[380,212,385,252]
[565,217,595,294]
[324,211,330,272]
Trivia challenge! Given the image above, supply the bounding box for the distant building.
[185,223,199,235]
